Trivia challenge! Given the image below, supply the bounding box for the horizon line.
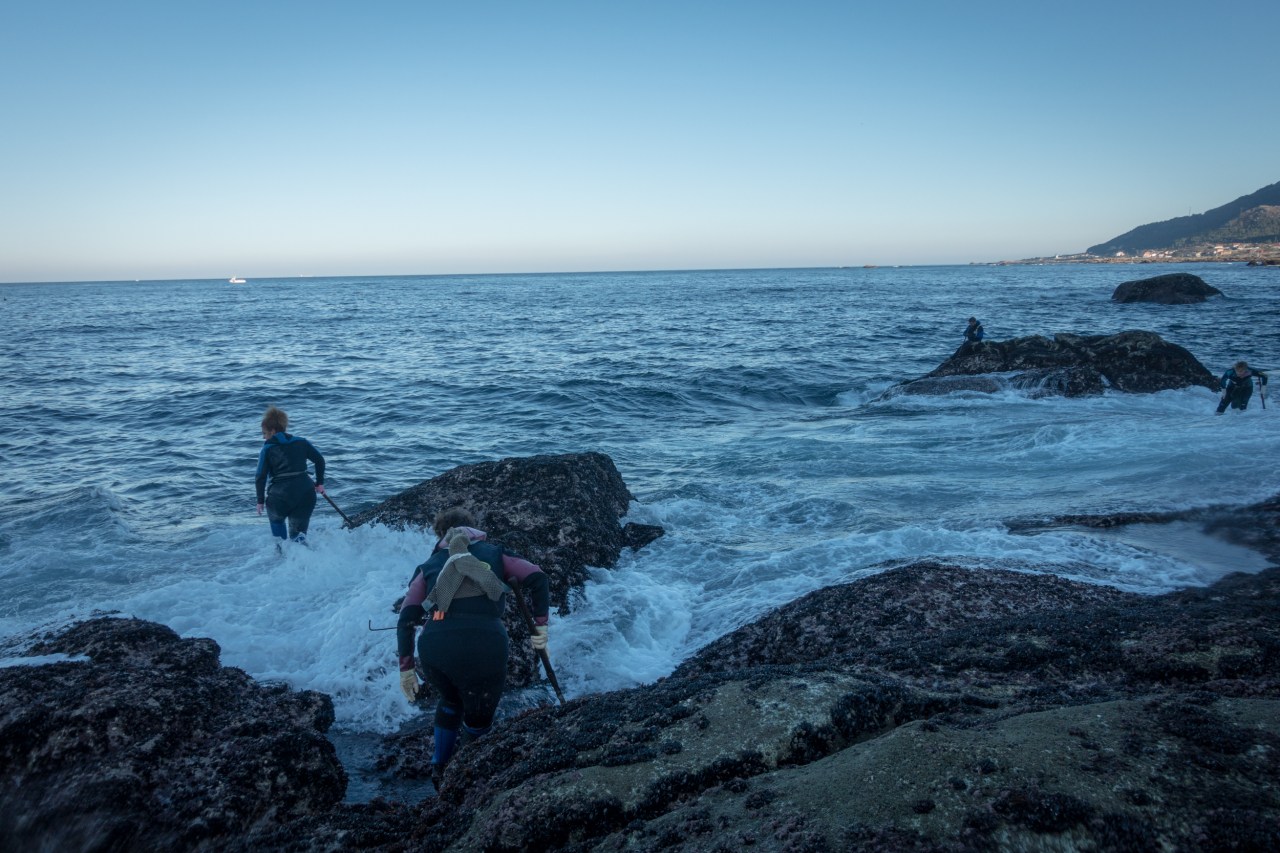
[0,257,1171,287]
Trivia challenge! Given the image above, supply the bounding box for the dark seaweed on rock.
[0,618,351,851]
[5,554,1278,850]
[891,329,1217,398]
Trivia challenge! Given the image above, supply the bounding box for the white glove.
[531,626,548,651]
[399,670,420,702]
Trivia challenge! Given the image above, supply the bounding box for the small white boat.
[229,277,246,284]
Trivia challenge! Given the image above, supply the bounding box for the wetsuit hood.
[433,526,487,550]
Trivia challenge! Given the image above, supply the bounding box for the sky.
[2,1,1278,283]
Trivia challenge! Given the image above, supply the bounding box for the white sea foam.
[0,653,90,668]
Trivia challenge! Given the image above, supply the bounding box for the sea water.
[0,264,1276,736]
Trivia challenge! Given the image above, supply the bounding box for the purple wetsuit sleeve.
[502,554,550,625]
[396,567,430,667]
[403,572,428,608]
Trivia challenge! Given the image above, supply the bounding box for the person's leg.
[454,629,510,736]
[1232,383,1254,411]
[421,669,465,769]
[420,633,470,776]
[286,481,317,540]
[265,492,290,540]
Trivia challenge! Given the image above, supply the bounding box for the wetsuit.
[964,322,984,342]
[1216,368,1267,413]
[254,432,325,539]
[396,529,549,768]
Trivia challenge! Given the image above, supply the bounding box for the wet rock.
[8,558,1279,851]
[406,562,1280,852]
[1009,489,1280,563]
[1111,272,1224,304]
[349,451,663,614]
[671,562,1134,679]
[902,330,1216,395]
[885,367,1105,399]
[0,617,347,852]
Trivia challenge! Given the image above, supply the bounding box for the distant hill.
[1088,181,1280,256]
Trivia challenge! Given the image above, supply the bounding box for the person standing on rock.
[254,406,326,543]
[1216,361,1268,414]
[396,507,550,786]
[964,317,985,343]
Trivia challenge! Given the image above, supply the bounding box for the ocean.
[1,264,1276,737]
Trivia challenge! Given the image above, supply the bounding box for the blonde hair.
[261,406,288,434]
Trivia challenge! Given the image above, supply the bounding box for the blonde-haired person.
[254,406,326,542]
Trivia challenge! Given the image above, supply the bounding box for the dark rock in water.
[0,617,350,851]
[1010,490,1280,564]
[349,451,664,614]
[671,562,1133,678]
[1008,365,1107,397]
[903,330,1216,395]
[621,521,666,551]
[886,374,1008,396]
[1111,272,1224,303]
[887,366,1105,399]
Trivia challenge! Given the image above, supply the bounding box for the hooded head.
[446,528,472,557]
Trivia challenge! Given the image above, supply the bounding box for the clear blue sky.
[3,1,1277,282]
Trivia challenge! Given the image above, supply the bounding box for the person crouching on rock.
[395,507,550,785]
[1216,361,1268,414]
[964,316,985,343]
[254,406,326,543]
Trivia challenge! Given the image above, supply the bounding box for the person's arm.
[304,440,325,486]
[254,445,270,503]
[396,567,430,668]
[501,551,550,625]
[1256,370,1268,386]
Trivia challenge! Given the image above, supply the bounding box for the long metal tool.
[511,577,566,705]
[321,490,354,527]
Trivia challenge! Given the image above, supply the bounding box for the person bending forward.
[395,507,550,785]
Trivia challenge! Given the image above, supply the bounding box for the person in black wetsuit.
[254,406,326,542]
[396,507,551,786]
[964,316,985,343]
[1216,361,1268,414]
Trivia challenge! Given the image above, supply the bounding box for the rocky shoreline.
[3,344,1277,851]
[4,548,1276,851]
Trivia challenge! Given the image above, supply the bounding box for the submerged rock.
[1009,489,1280,564]
[887,366,1106,399]
[1111,272,1224,304]
[893,330,1217,397]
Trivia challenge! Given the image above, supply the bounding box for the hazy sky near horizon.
[3,1,1277,283]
